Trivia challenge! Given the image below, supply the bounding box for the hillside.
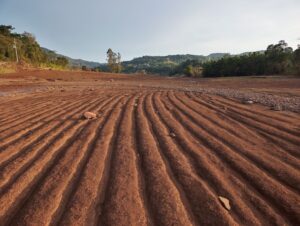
[41,48,102,68]
[121,53,228,74]
[0,25,68,68]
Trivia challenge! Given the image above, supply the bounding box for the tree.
[106,48,122,73]
[265,40,293,74]
[22,32,36,42]
[0,25,14,36]
[294,45,300,75]
[171,59,203,77]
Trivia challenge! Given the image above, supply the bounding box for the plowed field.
[0,70,299,226]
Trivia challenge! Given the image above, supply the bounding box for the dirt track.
[0,70,299,226]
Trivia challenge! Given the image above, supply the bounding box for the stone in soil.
[170,132,176,138]
[243,100,254,105]
[83,112,97,119]
[218,196,231,211]
[271,104,282,111]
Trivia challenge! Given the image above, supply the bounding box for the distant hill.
[42,48,102,68]
[121,53,229,74]
[38,50,230,74]
[65,57,102,68]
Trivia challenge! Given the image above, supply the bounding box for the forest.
[201,41,300,77]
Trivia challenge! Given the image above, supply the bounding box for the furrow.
[0,96,52,122]
[96,97,131,225]
[170,91,300,192]
[0,96,116,195]
[46,96,125,226]
[7,96,121,226]
[132,93,155,226]
[0,96,80,135]
[197,93,300,142]
[144,92,240,225]
[0,95,98,149]
[155,92,299,225]
[57,96,129,226]
[133,92,195,226]
[0,120,88,225]
[222,109,300,158]
[152,91,272,225]
[0,94,90,140]
[0,94,61,124]
[184,92,300,170]
[208,94,299,125]
[97,95,150,226]
[0,97,101,167]
[0,101,51,125]
[187,92,300,159]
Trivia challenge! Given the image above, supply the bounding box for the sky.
[1,0,300,62]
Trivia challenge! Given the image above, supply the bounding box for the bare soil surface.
[0,70,299,226]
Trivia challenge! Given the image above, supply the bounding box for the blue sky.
[1,0,299,62]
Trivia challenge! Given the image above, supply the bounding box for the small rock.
[170,132,176,138]
[83,112,97,119]
[270,104,282,111]
[243,100,254,105]
[218,196,231,210]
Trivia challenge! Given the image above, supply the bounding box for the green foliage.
[202,41,299,77]
[0,24,69,68]
[54,56,68,67]
[170,60,203,77]
[0,25,14,36]
[294,45,300,75]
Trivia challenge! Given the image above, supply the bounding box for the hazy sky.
[1,0,299,62]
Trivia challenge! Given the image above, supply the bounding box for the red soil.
[0,70,299,226]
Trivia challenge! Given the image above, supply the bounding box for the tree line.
[202,41,300,77]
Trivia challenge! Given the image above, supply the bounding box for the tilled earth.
[0,70,299,226]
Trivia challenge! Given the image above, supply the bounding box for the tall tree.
[106,48,122,73]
